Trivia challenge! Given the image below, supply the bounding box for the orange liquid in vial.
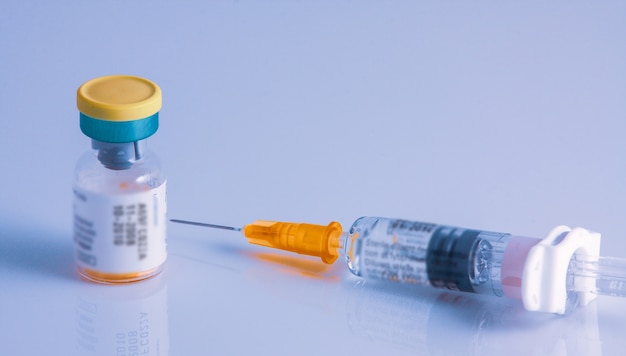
[78,265,163,284]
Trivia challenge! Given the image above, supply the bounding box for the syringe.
[171,216,626,314]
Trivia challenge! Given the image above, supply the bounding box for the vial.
[73,75,167,284]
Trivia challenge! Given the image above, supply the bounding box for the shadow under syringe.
[183,238,606,356]
[345,280,602,356]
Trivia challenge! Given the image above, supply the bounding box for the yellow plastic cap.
[243,221,343,264]
[77,75,162,122]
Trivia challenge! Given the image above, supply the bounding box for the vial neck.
[92,139,147,170]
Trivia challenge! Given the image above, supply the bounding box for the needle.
[170,219,242,231]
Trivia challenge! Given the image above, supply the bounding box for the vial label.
[73,182,167,274]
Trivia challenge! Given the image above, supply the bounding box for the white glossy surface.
[1,1,626,355]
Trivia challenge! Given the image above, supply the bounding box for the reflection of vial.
[76,272,169,355]
[73,75,167,283]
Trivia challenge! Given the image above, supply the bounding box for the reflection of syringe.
[171,216,626,314]
[346,280,601,355]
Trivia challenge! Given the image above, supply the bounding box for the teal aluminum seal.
[80,113,159,143]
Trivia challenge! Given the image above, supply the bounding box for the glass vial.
[74,75,167,284]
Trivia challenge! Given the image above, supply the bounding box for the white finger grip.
[521,225,601,314]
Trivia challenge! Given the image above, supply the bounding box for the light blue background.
[1,1,625,355]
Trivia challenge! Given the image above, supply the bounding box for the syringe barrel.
[345,217,523,298]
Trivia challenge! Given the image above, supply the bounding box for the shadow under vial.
[0,223,75,281]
